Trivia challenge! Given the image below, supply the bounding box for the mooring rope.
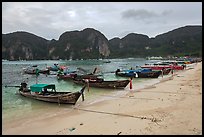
[139,90,200,95]
[73,107,161,122]
[99,95,155,100]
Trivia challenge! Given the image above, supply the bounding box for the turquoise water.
[2,58,166,124]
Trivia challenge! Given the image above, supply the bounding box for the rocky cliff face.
[109,25,202,58]
[149,25,202,57]
[84,28,110,57]
[48,28,110,60]
[2,26,202,60]
[2,28,110,60]
[109,33,150,58]
[2,32,49,60]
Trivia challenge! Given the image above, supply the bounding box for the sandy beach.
[2,62,202,135]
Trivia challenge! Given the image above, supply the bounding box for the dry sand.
[2,62,202,135]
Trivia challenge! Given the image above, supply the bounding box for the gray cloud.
[121,9,172,20]
[121,9,158,19]
[161,10,172,16]
[2,2,202,40]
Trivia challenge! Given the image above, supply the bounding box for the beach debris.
[80,123,83,125]
[177,75,184,77]
[151,118,157,122]
[190,128,202,134]
[129,95,134,97]
[69,127,76,132]
[117,131,122,135]
[141,116,146,119]
[150,115,161,123]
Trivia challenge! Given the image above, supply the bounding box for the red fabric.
[130,79,132,89]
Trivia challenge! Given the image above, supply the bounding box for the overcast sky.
[2,2,202,40]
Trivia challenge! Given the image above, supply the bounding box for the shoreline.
[2,62,202,135]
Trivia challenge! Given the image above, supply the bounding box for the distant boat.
[2,59,8,62]
[146,56,163,60]
[103,60,111,63]
[46,64,60,71]
[141,62,184,70]
[23,66,50,75]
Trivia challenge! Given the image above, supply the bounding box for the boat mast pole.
[36,68,39,84]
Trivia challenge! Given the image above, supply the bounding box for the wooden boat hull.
[137,71,161,78]
[74,79,130,89]
[19,86,86,105]
[19,91,81,104]
[24,69,50,75]
[57,73,77,80]
[115,68,162,78]
[115,72,136,78]
[141,65,183,70]
[39,69,50,74]
[75,74,101,80]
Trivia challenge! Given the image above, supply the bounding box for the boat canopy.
[30,84,56,92]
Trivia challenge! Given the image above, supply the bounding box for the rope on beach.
[140,90,200,95]
[73,107,161,123]
[99,95,155,100]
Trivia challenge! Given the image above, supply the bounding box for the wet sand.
[2,62,202,135]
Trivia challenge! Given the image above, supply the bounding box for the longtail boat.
[57,73,102,81]
[141,63,184,70]
[136,70,162,78]
[73,78,130,89]
[18,82,86,105]
[23,66,50,75]
[115,68,162,78]
[115,69,136,78]
[57,73,77,80]
[46,64,60,71]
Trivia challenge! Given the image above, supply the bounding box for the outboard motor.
[19,82,29,92]
[115,69,120,74]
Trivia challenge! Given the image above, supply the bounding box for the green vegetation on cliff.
[2,25,202,60]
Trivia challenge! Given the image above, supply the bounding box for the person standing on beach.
[161,68,164,78]
[129,77,133,90]
[171,66,174,77]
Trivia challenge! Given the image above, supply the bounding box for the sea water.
[2,58,169,126]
